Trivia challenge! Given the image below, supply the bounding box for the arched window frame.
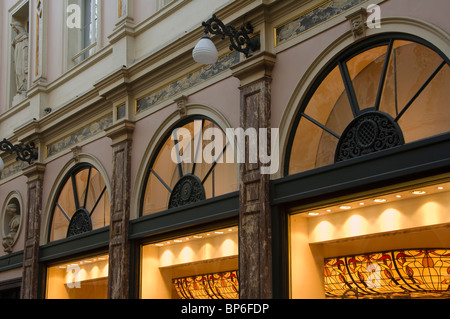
[47,162,111,242]
[139,115,238,217]
[284,33,450,176]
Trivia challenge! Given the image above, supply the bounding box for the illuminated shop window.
[140,227,239,299]
[141,117,238,216]
[287,36,450,175]
[290,179,450,299]
[49,164,110,242]
[46,253,108,299]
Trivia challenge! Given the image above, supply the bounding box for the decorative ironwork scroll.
[324,249,450,299]
[66,209,93,238]
[173,270,239,299]
[168,174,206,209]
[202,14,260,58]
[335,111,405,163]
[0,138,38,165]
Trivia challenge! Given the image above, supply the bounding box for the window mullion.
[339,61,360,118]
[374,40,394,111]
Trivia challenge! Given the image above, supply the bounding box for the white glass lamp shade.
[0,157,4,172]
[193,34,219,65]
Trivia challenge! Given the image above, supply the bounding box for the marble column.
[105,120,134,299]
[231,52,276,299]
[20,163,45,299]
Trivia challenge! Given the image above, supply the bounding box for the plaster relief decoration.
[46,114,113,158]
[346,8,367,39]
[2,198,22,253]
[136,51,240,114]
[11,21,29,105]
[275,0,368,46]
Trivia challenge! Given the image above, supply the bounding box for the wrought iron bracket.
[0,138,39,165]
[202,14,260,58]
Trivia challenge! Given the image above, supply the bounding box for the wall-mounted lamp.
[192,14,260,65]
[0,138,38,171]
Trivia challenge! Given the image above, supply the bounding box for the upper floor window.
[66,0,99,68]
[157,0,175,10]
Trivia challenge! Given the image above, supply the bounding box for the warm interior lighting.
[301,180,449,217]
[173,270,239,299]
[153,227,237,247]
[141,227,238,299]
[46,253,109,299]
[324,249,450,299]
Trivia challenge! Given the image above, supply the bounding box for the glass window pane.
[288,38,450,176]
[50,166,110,242]
[46,253,109,299]
[346,45,388,111]
[140,227,239,299]
[290,179,450,299]
[142,118,238,216]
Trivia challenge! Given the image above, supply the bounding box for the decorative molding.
[274,0,369,47]
[45,113,113,158]
[135,51,240,114]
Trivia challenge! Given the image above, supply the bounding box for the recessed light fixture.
[374,199,387,203]
[340,206,352,210]
[215,231,224,234]
[308,212,319,216]
[412,190,426,195]
[396,195,402,198]
[437,186,444,190]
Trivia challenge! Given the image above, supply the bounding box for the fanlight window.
[141,117,238,215]
[49,164,110,241]
[287,35,450,175]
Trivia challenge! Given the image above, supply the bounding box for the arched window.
[49,164,110,241]
[141,116,238,216]
[286,34,450,176]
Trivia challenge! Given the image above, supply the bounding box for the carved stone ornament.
[175,95,188,118]
[2,201,21,253]
[346,8,367,40]
[66,208,93,238]
[335,111,405,163]
[168,174,206,209]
